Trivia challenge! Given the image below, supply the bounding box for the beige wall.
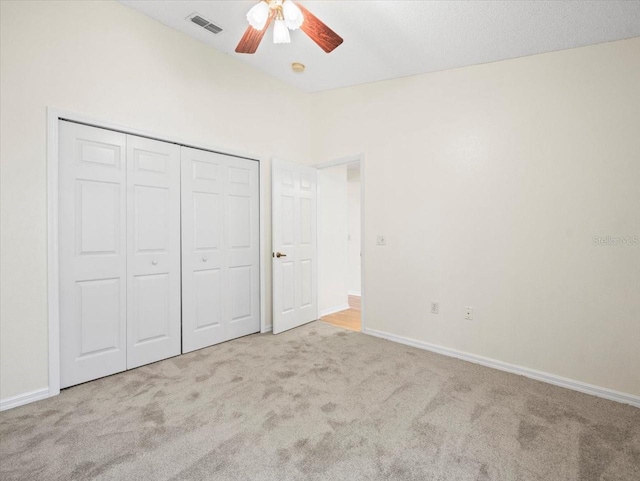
[311,37,640,396]
[347,167,361,295]
[0,0,312,399]
[2,0,639,401]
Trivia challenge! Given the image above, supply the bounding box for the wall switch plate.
[465,306,473,320]
[431,302,439,314]
[376,235,386,246]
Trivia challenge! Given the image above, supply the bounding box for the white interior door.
[225,155,261,341]
[181,147,260,352]
[59,121,127,388]
[126,135,181,368]
[272,158,317,334]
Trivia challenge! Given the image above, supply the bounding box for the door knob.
[202,257,208,262]
[152,260,158,265]
[275,252,287,258]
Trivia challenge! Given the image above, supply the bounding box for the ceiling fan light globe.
[273,19,291,43]
[246,1,270,30]
[283,1,304,30]
[284,17,303,30]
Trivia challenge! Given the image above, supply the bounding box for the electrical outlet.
[376,235,386,246]
[431,302,439,314]
[465,306,473,320]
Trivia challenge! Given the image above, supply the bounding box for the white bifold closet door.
[59,121,181,388]
[59,122,127,388]
[181,147,260,353]
[125,135,181,369]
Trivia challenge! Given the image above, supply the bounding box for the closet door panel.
[126,135,181,369]
[225,157,260,340]
[194,268,222,330]
[59,121,127,388]
[181,147,227,352]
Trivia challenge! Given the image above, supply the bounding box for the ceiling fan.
[235,0,343,54]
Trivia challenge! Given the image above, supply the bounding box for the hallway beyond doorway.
[321,295,361,331]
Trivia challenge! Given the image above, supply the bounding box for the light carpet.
[1,321,638,480]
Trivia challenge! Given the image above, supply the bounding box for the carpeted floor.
[1,321,639,481]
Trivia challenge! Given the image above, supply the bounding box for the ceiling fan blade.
[297,4,343,53]
[235,11,275,54]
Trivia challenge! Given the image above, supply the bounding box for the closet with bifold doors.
[58,121,260,389]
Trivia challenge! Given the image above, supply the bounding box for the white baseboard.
[363,327,640,408]
[0,387,51,411]
[348,291,361,297]
[320,304,351,317]
[261,324,273,333]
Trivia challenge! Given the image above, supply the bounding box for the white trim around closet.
[46,107,267,402]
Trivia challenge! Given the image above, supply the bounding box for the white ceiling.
[119,1,640,93]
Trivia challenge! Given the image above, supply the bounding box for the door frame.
[46,107,267,398]
[314,154,365,332]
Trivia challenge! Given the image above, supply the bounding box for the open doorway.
[317,158,362,332]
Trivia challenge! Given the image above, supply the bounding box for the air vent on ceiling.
[188,13,223,35]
